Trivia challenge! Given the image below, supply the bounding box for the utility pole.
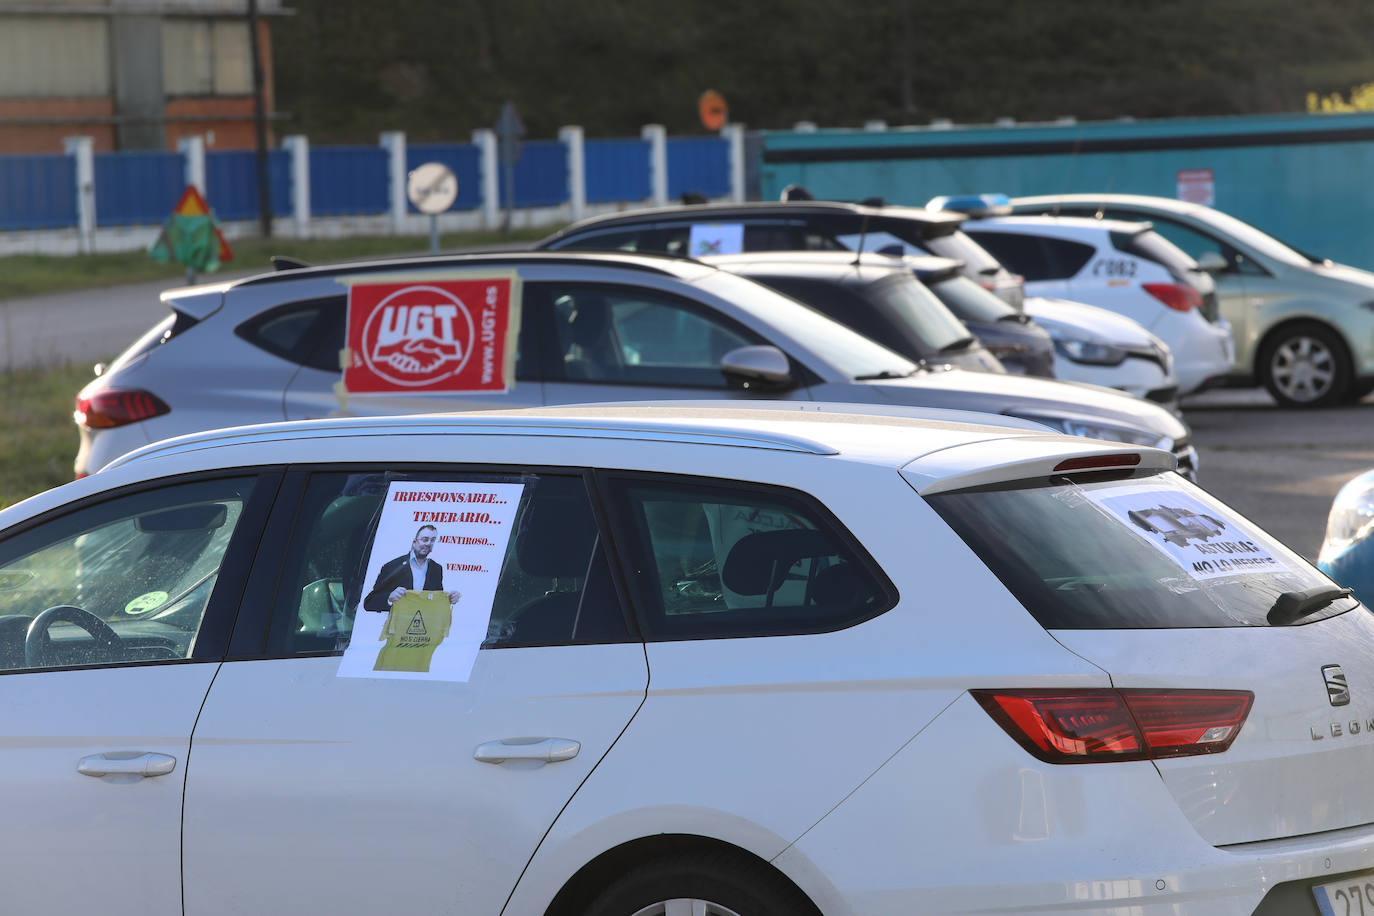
[248,0,273,237]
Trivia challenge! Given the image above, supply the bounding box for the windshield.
[920,230,1006,275]
[867,274,972,352]
[927,275,1017,323]
[1194,207,1314,268]
[926,471,1357,629]
[696,272,918,380]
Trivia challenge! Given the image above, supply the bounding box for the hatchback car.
[949,212,1233,395]
[3,404,1370,915]
[1011,192,1374,406]
[74,251,1194,478]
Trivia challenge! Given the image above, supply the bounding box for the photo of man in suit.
[363,524,461,611]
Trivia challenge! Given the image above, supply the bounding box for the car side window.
[965,232,1055,280]
[260,470,631,656]
[235,296,345,373]
[1113,214,1263,276]
[544,284,760,387]
[0,476,260,672]
[607,476,895,639]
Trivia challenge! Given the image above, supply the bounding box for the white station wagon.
[0,404,1369,916]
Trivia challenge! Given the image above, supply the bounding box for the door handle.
[473,738,581,764]
[77,752,177,778]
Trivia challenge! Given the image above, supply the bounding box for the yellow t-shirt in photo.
[374,590,453,673]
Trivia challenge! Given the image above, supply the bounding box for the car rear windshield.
[925,471,1358,629]
[927,275,1017,323]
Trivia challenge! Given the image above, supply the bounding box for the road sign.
[699,90,728,131]
[147,185,233,282]
[408,162,459,214]
[495,101,525,167]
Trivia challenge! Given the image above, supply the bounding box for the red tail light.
[972,688,1253,764]
[1142,282,1202,312]
[74,389,170,429]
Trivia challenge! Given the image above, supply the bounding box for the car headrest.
[721,528,838,596]
[515,496,597,578]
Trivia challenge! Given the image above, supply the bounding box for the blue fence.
[406,143,482,212]
[94,151,183,227]
[499,140,568,208]
[667,136,730,199]
[586,138,651,203]
[206,149,293,221]
[0,154,76,230]
[310,145,390,216]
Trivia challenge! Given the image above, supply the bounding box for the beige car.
[1012,193,1374,406]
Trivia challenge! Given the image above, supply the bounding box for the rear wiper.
[1267,586,1354,626]
[939,336,978,353]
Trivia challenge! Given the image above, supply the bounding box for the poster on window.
[338,480,525,681]
[339,271,522,396]
[689,223,744,257]
[1087,486,1286,581]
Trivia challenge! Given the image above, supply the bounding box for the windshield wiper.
[939,336,978,353]
[1266,586,1353,626]
[854,367,919,380]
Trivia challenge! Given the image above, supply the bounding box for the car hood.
[1023,297,1157,348]
[859,368,1188,442]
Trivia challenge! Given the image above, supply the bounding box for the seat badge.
[1324,665,1351,707]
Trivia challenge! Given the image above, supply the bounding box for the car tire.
[583,848,818,916]
[1259,322,1352,407]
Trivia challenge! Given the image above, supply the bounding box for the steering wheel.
[25,605,122,669]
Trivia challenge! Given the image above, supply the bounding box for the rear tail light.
[1142,282,1202,312]
[972,688,1253,764]
[1053,453,1142,473]
[74,388,170,429]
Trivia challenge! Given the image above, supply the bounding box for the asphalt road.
[3,280,1371,561]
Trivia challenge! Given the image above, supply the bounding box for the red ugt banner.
[344,274,521,394]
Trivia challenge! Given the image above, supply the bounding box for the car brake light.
[972,688,1253,764]
[1053,453,1142,472]
[978,279,997,292]
[74,389,171,429]
[1142,282,1202,312]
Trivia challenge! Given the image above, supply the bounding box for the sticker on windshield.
[123,590,168,616]
[689,223,744,256]
[1088,487,1287,580]
[338,480,524,682]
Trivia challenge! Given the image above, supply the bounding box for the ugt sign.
[343,273,522,393]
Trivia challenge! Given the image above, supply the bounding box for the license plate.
[1313,873,1374,916]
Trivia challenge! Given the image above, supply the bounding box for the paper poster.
[1176,168,1215,206]
[338,480,525,681]
[688,223,744,257]
[341,271,522,395]
[1088,487,1286,581]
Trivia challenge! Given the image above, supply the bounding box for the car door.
[181,467,647,915]
[0,472,273,915]
[534,281,812,406]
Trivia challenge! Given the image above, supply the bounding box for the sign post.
[494,102,524,233]
[407,162,459,254]
[147,186,233,284]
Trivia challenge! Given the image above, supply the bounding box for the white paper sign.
[689,223,744,257]
[1089,487,1286,580]
[338,480,525,681]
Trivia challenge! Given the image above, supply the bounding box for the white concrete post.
[721,123,745,203]
[641,123,667,206]
[379,130,407,234]
[178,134,206,194]
[283,134,311,236]
[472,128,500,230]
[559,125,586,222]
[63,135,96,254]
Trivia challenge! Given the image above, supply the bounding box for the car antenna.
[852,208,870,267]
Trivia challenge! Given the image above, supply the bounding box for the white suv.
[953,215,1234,395]
[1,404,1369,915]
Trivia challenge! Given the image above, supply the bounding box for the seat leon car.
[1011,192,1374,406]
[74,251,1195,478]
[2,403,1370,915]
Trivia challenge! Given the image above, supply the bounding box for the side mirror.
[720,345,794,391]
[1193,251,1228,274]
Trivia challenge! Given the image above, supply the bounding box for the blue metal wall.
[94,151,183,227]
[206,149,293,222]
[498,139,568,208]
[586,138,651,203]
[0,154,76,230]
[759,112,1374,269]
[406,144,482,212]
[667,136,730,199]
[309,145,390,216]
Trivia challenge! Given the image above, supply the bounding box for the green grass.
[0,362,93,509]
[0,226,555,300]
[0,226,559,508]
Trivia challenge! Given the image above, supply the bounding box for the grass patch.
[0,362,92,509]
[0,226,555,300]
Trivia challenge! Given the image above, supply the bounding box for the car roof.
[966,214,1154,237]
[700,250,917,283]
[539,200,966,242]
[1010,193,1207,218]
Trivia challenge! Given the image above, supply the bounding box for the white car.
[937,210,1234,395]
[1,403,1369,915]
[1025,295,1179,408]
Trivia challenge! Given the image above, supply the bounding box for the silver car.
[75,251,1194,477]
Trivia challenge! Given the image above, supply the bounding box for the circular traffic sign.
[407,162,459,214]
